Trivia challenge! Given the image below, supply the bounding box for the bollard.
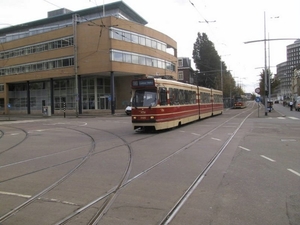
[63,102,66,118]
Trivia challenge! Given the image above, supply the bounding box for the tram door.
[98,96,109,109]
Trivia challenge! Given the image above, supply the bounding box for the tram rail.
[0,102,259,224]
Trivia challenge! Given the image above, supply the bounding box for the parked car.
[125,105,131,115]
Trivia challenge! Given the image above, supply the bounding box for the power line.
[43,0,62,9]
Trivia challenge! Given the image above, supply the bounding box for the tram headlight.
[150,116,155,120]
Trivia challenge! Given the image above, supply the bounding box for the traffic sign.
[255,97,260,102]
[255,88,260,94]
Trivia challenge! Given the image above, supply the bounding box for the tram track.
[0,127,97,223]
[0,126,28,155]
[54,103,256,224]
[1,103,257,224]
[0,123,142,225]
[53,127,153,225]
[159,106,255,224]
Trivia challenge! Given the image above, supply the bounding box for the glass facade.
[111,50,176,72]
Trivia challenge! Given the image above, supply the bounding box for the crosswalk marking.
[268,117,299,120]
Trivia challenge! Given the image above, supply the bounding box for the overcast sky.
[1,0,299,93]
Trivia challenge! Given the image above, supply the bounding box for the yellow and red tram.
[130,78,223,131]
[232,95,247,109]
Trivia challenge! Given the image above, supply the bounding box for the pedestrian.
[289,101,293,111]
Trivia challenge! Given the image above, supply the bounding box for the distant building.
[177,57,195,84]
[276,39,300,100]
[0,1,178,115]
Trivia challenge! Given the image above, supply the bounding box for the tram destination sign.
[132,79,155,87]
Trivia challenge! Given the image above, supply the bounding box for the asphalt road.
[0,102,299,225]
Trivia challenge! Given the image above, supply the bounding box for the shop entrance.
[98,96,109,109]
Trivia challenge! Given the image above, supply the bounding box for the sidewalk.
[250,102,284,118]
[0,103,293,122]
[0,109,127,122]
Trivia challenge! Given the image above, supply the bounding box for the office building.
[276,39,300,100]
[0,1,177,115]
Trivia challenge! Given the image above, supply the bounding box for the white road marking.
[268,117,299,120]
[287,169,300,177]
[211,137,221,141]
[239,146,250,151]
[0,191,31,199]
[281,139,296,142]
[0,191,77,206]
[192,133,200,136]
[260,155,276,162]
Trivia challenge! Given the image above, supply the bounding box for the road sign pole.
[255,96,261,118]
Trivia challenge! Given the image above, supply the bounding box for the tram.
[232,95,247,109]
[130,77,223,131]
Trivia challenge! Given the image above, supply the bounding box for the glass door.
[98,96,110,109]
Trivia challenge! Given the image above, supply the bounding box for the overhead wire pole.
[244,11,298,116]
[73,14,79,117]
[264,11,268,116]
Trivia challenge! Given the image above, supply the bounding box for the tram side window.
[214,94,223,103]
[159,87,167,106]
[169,88,179,105]
[190,91,196,104]
[200,92,210,103]
[178,90,185,104]
[184,90,189,104]
[170,88,197,105]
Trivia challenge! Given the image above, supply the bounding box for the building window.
[178,71,183,80]
[178,59,183,67]
[0,84,4,92]
[111,51,122,62]
[1,57,74,76]
[110,50,176,72]
[109,28,168,53]
[132,55,139,64]
[0,37,73,60]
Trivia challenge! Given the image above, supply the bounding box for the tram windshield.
[133,89,157,107]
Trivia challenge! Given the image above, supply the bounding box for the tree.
[192,32,239,98]
[192,32,221,89]
[259,69,280,96]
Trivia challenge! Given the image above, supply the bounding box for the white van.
[295,96,300,111]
